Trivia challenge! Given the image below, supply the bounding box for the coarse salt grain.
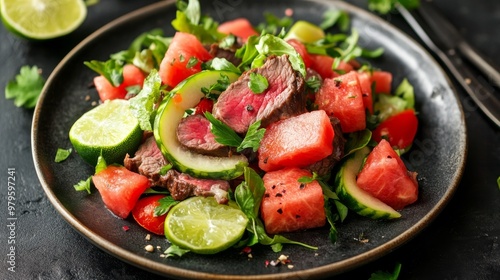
[145,245,154,252]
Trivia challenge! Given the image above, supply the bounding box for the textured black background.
[0,0,499,279]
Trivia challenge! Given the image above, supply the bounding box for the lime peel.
[0,0,87,40]
[164,196,249,254]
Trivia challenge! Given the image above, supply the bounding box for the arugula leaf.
[344,129,372,158]
[369,263,402,280]
[368,0,420,14]
[73,177,92,194]
[204,112,243,147]
[320,9,350,32]
[55,148,72,163]
[256,12,294,35]
[254,34,307,77]
[172,0,224,44]
[164,244,190,258]
[248,73,269,94]
[5,65,45,109]
[154,196,179,217]
[129,69,163,131]
[235,35,260,70]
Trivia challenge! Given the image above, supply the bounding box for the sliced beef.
[124,136,230,203]
[212,55,307,133]
[176,114,232,157]
[160,169,230,204]
[306,116,346,177]
[208,43,242,66]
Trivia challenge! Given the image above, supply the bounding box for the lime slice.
[0,0,87,40]
[69,99,143,166]
[284,20,325,43]
[165,196,249,254]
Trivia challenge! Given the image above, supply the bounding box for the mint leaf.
[248,73,269,94]
[5,65,45,109]
[129,69,163,131]
[55,148,72,163]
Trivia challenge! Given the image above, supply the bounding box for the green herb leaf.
[497,176,500,190]
[306,76,322,93]
[154,196,179,217]
[369,263,402,280]
[172,0,224,44]
[159,164,173,175]
[84,59,124,86]
[5,65,45,109]
[255,34,307,77]
[235,167,318,251]
[248,73,269,94]
[129,69,163,131]
[344,129,372,158]
[203,58,241,74]
[95,153,107,175]
[256,12,293,35]
[320,9,350,32]
[74,177,92,194]
[394,78,415,109]
[238,121,265,152]
[204,112,243,147]
[164,244,190,258]
[201,73,232,99]
[368,0,420,14]
[55,148,72,163]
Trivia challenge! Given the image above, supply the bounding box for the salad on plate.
[68,0,420,257]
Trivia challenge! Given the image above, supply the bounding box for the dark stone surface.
[0,0,498,279]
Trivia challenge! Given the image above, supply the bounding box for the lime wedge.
[69,99,143,166]
[0,0,87,40]
[164,197,249,254]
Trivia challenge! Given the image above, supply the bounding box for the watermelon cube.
[257,110,335,172]
[260,168,326,234]
[315,71,366,133]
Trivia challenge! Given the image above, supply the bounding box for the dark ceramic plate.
[32,0,467,279]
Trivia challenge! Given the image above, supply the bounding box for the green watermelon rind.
[335,147,401,219]
[153,70,248,180]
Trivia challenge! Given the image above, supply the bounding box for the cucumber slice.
[153,70,247,180]
[335,147,401,219]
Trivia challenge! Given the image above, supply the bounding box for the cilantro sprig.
[5,65,45,109]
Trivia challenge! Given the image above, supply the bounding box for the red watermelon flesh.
[260,168,326,234]
[356,139,418,210]
[315,71,366,133]
[257,110,334,172]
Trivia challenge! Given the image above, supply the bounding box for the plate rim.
[31,0,467,279]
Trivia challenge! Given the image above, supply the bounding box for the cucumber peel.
[335,147,401,219]
[153,70,247,180]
